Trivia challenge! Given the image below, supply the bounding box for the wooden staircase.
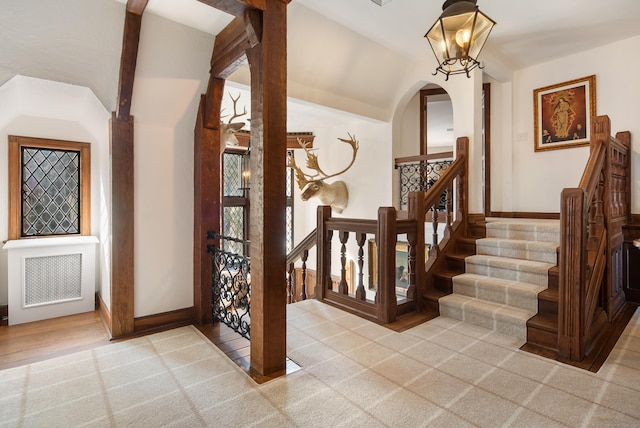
[526,265,559,352]
[434,220,559,341]
[423,236,477,314]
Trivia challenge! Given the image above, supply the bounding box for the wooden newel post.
[316,205,332,301]
[558,187,587,360]
[408,191,426,308]
[377,207,397,324]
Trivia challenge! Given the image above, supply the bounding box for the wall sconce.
[425,0,495,80]
[240,150,250,193]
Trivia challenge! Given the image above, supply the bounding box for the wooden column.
[246,0,289,377]
[110,114,135,337]
[110,0,148,337]
[193,94,221,325]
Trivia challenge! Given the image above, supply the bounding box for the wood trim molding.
[0,305,7,326]
[133,307,195,334]
[96,293,113,339]
[233,130,314,149]
[489,212,560,220]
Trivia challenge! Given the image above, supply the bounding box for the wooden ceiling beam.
[116,0,148,119]
[210,10,261,80]
[126,0,148,15]
[196,0,265,17]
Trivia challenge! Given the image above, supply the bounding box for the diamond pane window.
[9,136,91,240]
[223,206,245,255]
[223,152,243,197]
[21,147,81,236]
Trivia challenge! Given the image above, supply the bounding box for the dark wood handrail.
[286,228,316,265]
[324,219,377,234]
[394,151,454,165]
[422,151,465,211]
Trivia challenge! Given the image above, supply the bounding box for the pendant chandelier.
[425,0,495,80]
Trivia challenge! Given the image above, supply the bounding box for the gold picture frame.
[534,75,596,152]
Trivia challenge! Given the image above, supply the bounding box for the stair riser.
[486,226,559,245]
[446,257,465,271]
[538,298,558,315]
[526,326,558,351]
[476,244,557,265]
[453,280,540,312]
[439,300,528,341]
[466,263,549,287]
[433,279,453,295]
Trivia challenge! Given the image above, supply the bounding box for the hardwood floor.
[0,310,252,373]
[0,311,110,370]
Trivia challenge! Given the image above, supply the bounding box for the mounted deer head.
[220,92,247,154]
[287,133,359,214]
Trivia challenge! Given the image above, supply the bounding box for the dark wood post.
[246,0,289,377]
[110,114,135,337]
[193,95,220,325]
[377,207,397,324]
[316,205,332,301]
[109,0,148,338]
[407,191,425,305]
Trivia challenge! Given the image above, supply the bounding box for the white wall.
[129,13,212,317]
[0,76,110,307]
[503,35,640,213]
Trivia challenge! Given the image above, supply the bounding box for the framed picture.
[534,75,596,152]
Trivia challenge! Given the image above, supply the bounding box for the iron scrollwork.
[397,159,453,209]
[207,231,251,339]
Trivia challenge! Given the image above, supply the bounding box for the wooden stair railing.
[559,115,631,361]
[419,137,474,313]
[286,228,317,303]
[312,137,471,325]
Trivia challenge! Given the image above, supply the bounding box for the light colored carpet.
[1,300,639,427]
[441,220,559,340]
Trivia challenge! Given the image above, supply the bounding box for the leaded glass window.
[8,136,91,240]
[222,151,248,256]
[21,147,81,236]
[221,149,295,255]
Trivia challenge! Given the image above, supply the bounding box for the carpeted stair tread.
[485,220,560,245]
[439,293,533,340]
[452,273,546,312]
[465,254,554,286]
[437,219,560,341]
[476,237,558,264]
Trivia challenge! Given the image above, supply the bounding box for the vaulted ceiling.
[3,0,640,121]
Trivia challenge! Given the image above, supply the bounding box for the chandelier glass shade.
[425,0,495,79]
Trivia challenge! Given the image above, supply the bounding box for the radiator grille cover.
[24,254,82,306]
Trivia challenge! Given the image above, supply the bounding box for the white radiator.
[4,236,98,325]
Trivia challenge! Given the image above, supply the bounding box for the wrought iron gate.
[207,232,251,339]
[396,159,453,210]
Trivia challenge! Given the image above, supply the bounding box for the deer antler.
[220,92,247,124]
[288,133,359,190]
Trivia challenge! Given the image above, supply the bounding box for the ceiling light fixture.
[425,0,495,80]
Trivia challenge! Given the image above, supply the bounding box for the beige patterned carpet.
[1,300,640,427]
